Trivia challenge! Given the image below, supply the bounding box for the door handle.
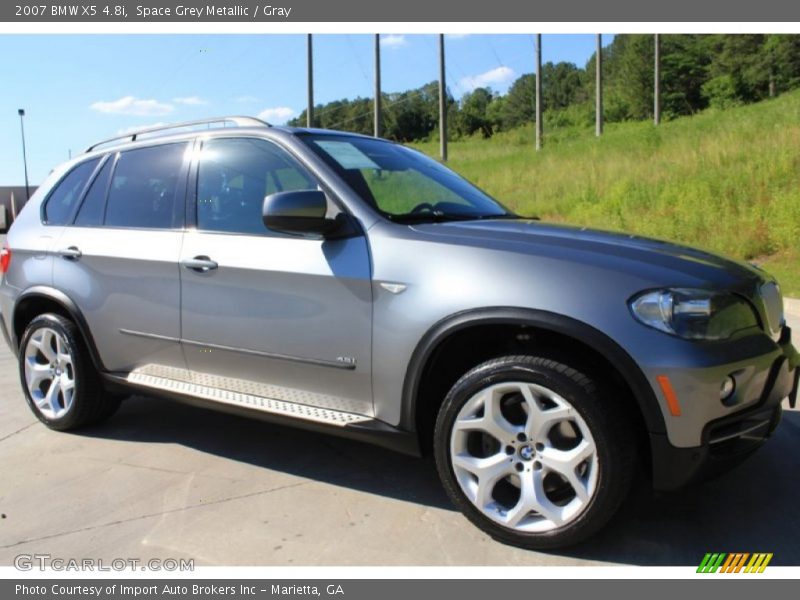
[57,246,82,260]
[181,256,218,273]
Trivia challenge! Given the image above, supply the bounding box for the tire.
[18,313,120,431]
[434,355,636,549]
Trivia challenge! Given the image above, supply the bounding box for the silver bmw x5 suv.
[1,117,797,549]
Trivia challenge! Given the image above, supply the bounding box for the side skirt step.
[128,371,370,427]
[103,372,422,456]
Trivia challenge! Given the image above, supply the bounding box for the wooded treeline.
[288,34,800,139]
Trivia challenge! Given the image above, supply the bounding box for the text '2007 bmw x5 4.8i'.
[1,117,797,549]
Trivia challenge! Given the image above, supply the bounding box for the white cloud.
[380,34,408,49]
[257,106,296,124]
[446,34,470,40]
[459,66,516,92]
[235,95,259,103]
[173,96,208,106]
[90,96,174,116]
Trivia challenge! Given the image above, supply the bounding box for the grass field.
[413,91,800,296]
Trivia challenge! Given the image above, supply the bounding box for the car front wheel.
[434,355,636,549]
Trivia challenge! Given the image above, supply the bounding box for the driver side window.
[197,137,318,235]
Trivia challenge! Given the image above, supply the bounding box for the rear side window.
[74,157,113,227]
[197,138,317,234]
[43,158,100,225]
[105,143,186,229]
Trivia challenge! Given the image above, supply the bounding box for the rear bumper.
[651,328,798,491]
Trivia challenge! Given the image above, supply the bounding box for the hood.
[410,219,766,290]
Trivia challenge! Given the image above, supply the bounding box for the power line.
[345,34,371,84]
[483,35,506,70]
[325,86,437,131]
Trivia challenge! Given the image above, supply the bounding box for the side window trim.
[185,137,201,231]
[100,152,121,226]
[173,142,192,230]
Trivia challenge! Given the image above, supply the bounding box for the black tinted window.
[105,143,186,229]
[43,158,100,225]
[197,138,317,234]
[74,157,112,227]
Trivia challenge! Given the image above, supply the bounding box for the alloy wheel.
[23,327,76,420]
[449,381,599,533]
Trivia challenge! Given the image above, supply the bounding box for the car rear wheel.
[434,355,636,549]
[19,314,120,430]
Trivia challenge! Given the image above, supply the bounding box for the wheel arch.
[401,307,665,446]
[12,286,106,372]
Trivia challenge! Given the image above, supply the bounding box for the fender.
[12,286,107,372]
[400,306,666,435]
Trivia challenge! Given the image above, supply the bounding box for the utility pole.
[654,34,661,125]
[595,34,603,137]
[306,34,314,128]
[535,34,543,151]
[374,34,381,138]
[439,33,447,162]
[18,109,30,201]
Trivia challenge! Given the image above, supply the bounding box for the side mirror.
[262,190,342,237]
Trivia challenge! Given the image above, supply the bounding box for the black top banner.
[3,0,800,22]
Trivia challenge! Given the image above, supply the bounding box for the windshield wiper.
[388,211,481,224]
[389,211,538,225]
[468,213,531,221]
[443,213,539,222]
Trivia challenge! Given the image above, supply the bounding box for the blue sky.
[0,34,613,185]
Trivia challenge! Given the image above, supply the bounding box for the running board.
[103,371,421,456]
[127,371,371,427]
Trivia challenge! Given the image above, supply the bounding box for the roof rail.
[84,116,271,153]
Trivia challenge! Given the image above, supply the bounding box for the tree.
[541,62,585,110]
[703,34,768,107]
[502,74,535,129]
[603,35,655,120]
[382,81,450,142]
[456,87,495,137]
[659,35,711,117]
[290,97,373,135]
[763,35,800,95]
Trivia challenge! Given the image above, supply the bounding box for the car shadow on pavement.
[80,394,453,510]
[81,395,800,566]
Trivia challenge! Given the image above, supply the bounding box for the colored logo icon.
[697,553,773,573]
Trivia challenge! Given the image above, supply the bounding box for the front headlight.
[629,288,759,340]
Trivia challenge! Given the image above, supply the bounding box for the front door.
[179,136,373,416]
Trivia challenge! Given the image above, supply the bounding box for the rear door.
[179,136,374,416]
[53,142,190,375]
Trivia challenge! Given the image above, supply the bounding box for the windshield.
[299,134,514,223]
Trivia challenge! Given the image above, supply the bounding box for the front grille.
[759,281,784,339]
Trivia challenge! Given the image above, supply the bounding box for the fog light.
[720,376,736,401]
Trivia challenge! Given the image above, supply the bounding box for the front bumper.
[650,327,798,491]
